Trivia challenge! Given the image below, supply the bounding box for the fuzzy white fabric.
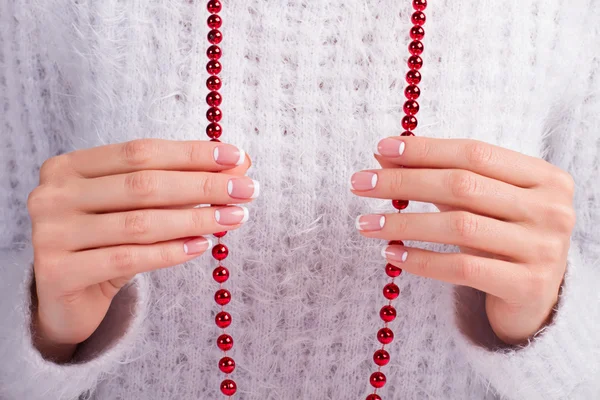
[1,0,599,399]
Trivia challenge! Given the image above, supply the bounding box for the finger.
[356,211,536,261]
[375,137,553,188]
[74,171,260,212]
[68,206,249,250]
[350,168,530,221]
[63,236,213,289]
[382,244,530,300]
[66,139,248,178]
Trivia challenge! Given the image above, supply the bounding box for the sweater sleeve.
[0,245,150,400]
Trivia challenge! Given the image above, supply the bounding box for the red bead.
[215,311,232,329]
[388,240,405,246]
[207,91,223,107]
[370,371,387,389]
[206,107,222,123]
[383,283,400,300]
[207,60,222,75]
[219,357,236,374]
[206,122,223,139]
[410,26,425,40]
[213,266,230,283]
[207,14,222,29]
[210,139,221,142]
[406,70,422,85]
[380,305,397,322]
[212,244,229,260]
[405,85,421,100]
[386,263,403,278]
[207,29,223,45]
[411,11,426,26]
[207,76,222,91]
[207,1,222,14]
[220,379,237,396]
[217,334,233,351]
[207,45,222,60]
[214,231,227,238]
[408,55,423,70]
[215,289,232,306]
[408,40,424,56]
[392,199,410,210]
[403,100,419,116]
[401,131,415,137]
[366,395,382,400]
[377,327,394,344]
[373,349,390,366]
[402,115,418,131]
[413,0,427,11]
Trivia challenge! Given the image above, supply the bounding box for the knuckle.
[557,171,575,194]
[123,211,152,239]
[456,255,484,284]
[448,170,479,199]
[39,155,70,182]
[110,247,136,274]
[158,245,176,265]
[465,140,494,168]
[198,174,216,198]
[122,139,157,166]
[544,203,577,233]
[27,186,47,217]
[187,141,205,165]
[450,212,479,239]
[190,209,208,232]
[415,139,432,160]
[385,171,404,194]
[125,171,159,197]
[27,185,67,217]
[413,254,433,276]
[519,270,553,300]
[534,237,564,262]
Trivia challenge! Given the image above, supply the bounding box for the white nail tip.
[381,246,389,259]
[205,237,213,250]
[215,210,221,223]
[240,206,250,223]
[398,141,406,156]
[379,216,386,229]
[183,243,189,254]
[251,180,261,198]
[355,215,363,230]
[213,147,219,162]
[401,251,408,262]
[227,180,233,196]
[236,148,246,166]
[371,173,378,189]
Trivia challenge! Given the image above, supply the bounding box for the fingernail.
[184,236,213,255]
[377,138,406,157]
[356,214,386,231]
[382,245,408,263]
[351,171,378,191]
[227,177,260,199]
[215,206,249,225]
[214,144,246,166]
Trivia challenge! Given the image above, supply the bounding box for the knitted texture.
[1,0,599,399]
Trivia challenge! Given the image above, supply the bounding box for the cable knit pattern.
[1,0,599,399]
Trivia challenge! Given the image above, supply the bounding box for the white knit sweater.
[1,0,599,399]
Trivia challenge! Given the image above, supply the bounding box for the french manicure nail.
[228,177,260,199]
[184,236,213,255]
[356,214,386,231]
[377,138,406,157]
[215,206,250,225]
[381,245,408,263]
[214,144,246,166]
[351,171,378,191]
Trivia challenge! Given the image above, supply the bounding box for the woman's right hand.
[27,139,257,362]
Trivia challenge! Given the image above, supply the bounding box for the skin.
[354,137,575,345]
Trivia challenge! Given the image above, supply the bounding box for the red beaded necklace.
[203,0,427,397]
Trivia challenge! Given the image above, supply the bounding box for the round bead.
[207,60,222,75]
[215,311,232,329]
[207,45,222,60]
[402,115,418,131]
[207,1,222,14]
[406,70,422,85]
[206,122,223,139]
[214,231,227,238]
[392,199,410,210]
[217,334,234,351]
[410,26,425,40]
[206,91,223,107]
[366,395,382,400]
[370,371,387,389]
[210,139,221,143]
[408,40,424,56]
[220,379,237,396]
[215,289,232,306]
[213,266,230,283]
[207,14,222,29]
[373,349,390,366]
[380,305,397,322]
[408,55,423,70]
[401,131,415,137]
[405,85,421,100]
[212,243,229,260]
[207,76,222,91]
[206,107,222,123]
[389,240,405,246]
[207,29,223,45]
[403,100,419,116]
[412,11,426,26]
[383,282,400,300]
[377,327,394,344]
[385,263,403,278]
[413,0,427,11]
[219,357,236,374]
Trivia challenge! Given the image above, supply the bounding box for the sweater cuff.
[0,246,149,400]
[454,243,600,400]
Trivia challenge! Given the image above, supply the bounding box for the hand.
[351,137,575,344]
[28,139,257,361]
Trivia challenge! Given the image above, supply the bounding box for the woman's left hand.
[351,136,576,344]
